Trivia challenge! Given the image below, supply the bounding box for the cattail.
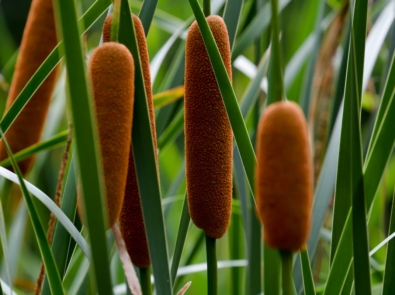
[0,0,59,174]
[79,42,135,228]
[103,14,157,268]
[255,101,313,251]
[184,15,233,239]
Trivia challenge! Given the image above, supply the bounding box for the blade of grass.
[0,202,26,285]
[0,166,89,258]
[231,0,290,60]
[170,193,191,285]
[300,250,316,295]
[298,0,326,115]
[0,190,11,291]
[267,0,284,104]
[330,0,371,291]
[188,0,257,198]
[0,0,111,139]
[223,0,243,50]
[138,0,158,36]
[41,153,78,295]
[382,191,395,295]
[52,0,112,294]
[118,1,172,293]
[0,129,64,294]
[158,108,184,150]
[0,130,68,167]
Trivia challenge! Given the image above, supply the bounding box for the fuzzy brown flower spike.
[185,15,233,239]
[255,101,313,251]
[79,42,135,228]
[0,0,59,174]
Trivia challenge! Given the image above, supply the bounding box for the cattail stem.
[203,0,210,17]
[110,0,121,42]
[281,250,293,295]
[139,267,152,295]
[268,0,284,104]
[206,234,217,295]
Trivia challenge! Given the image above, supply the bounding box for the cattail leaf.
[239,49,270,118]
[298,0,326,115]
[158,108,184,150]
[138,0,158,36]
[170,193,190,285]
[0,129,64,294]
[117,0,172,293]
[41,153,78,295]
[223,0,243,50]
[0,188,12,291]
[0,200,26,285]
[52,0,112,294]
[364,52,395,206]
[0,166,90,259]
[381,191,395,295]
[323,212,353,295]
[153,86,184,109]
[188,0,257,197]
[0,0,111,139]
[63,245,89,294]
[300,250,316,295]
[231,0,290,59]
[0,130,68,167]
[329,0,371,294]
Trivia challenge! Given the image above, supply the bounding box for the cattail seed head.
[103,14,155,268]
[0,0,59,174]
[255,101,313,251]
[79,42,135,228]
[185,15,233,239]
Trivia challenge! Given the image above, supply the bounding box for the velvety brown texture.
[255,101,313,251]
[184,16,233,239]
[103,14,156,268]
[0,0,59,174]
[85,42,135,228]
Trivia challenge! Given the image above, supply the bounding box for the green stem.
[267,0,284,104]
[139,267,152,295]
[203,0,210,17]
[110,0,121,42]
[206,233,217,295]
[281,250,293,295]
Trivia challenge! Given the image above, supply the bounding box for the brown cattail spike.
[185,15,233,239]
[0,0,59,174]
[255,101,313,251]
[84,42,135,228]
[103,14,156,268]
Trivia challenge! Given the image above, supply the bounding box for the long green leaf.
[231,0,290,59]
[0,130,68,167]
[0,190,11,291]
[0,166,90,258]
[41,153,78,295]
[138,0,158,36]
[300,250,316,295]
[223,0,243,50]
[52,0,112,294]
[170,193,190,285]
[188,0,257,197]
[118,1,172,293]
[0,129,64,294]
[330,0,371,292]
[382,191,395,294]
